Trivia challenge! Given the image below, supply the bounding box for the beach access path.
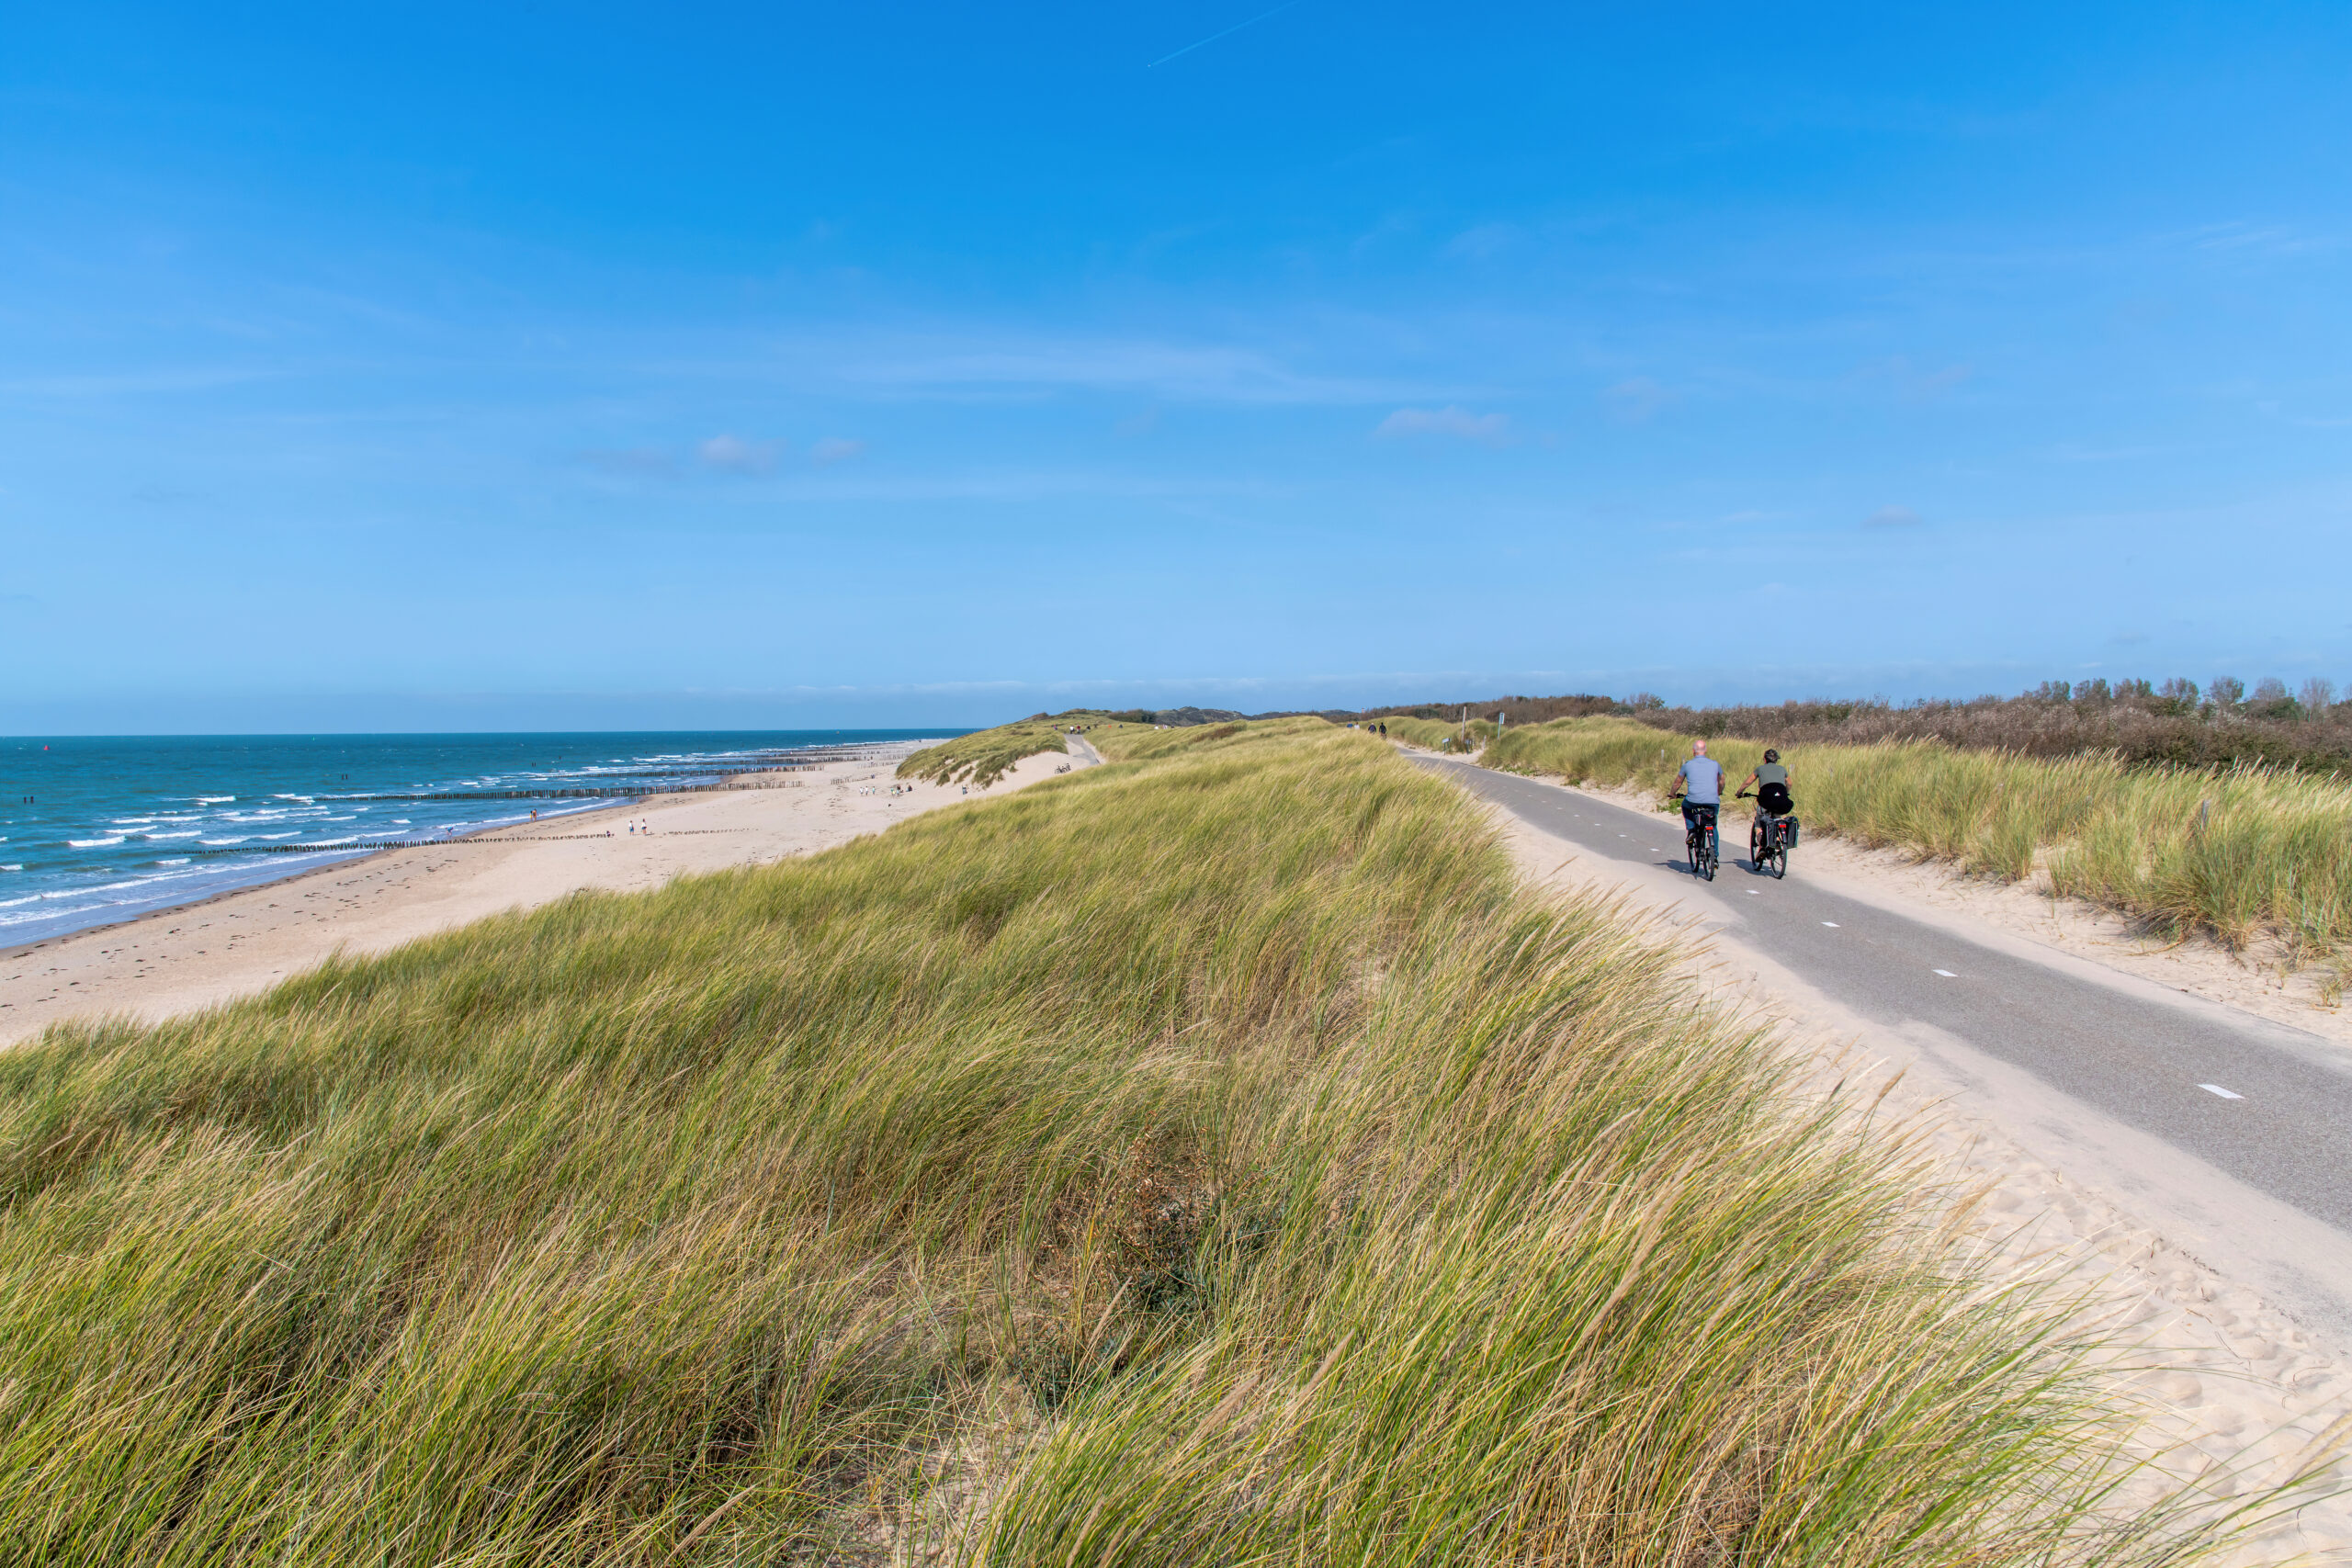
[1412,750,2352,1553]
[1,741,1093,1048]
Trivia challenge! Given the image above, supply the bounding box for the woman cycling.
[1737,749,1792,815]
[1737,750,1794,864]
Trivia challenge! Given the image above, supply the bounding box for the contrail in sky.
[1147,0,1304,68]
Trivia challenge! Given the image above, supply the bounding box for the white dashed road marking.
[1821,921,1839,929]
[2199,1083,2244,1100]
[1933,969,1957,977]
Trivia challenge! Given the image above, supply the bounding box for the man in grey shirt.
[1672,739,1724,841]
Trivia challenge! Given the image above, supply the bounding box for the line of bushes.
[1636,680,2352,777]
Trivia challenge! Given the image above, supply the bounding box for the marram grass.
[898,721,1069,787]
[0,719,2283,1562]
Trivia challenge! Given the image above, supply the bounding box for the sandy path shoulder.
[1,742,1090,1046]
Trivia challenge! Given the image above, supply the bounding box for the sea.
[0,731,956,948]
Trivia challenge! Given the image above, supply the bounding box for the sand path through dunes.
[1,743,1090,1047]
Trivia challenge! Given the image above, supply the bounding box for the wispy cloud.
[1146,0,1303,69]
[130,483,203,505]
[1375,405,1512,446]
[1863,505,1923,528]
[579,446,678,478]
[0,367,276,399]
[809,437,865,467]
[2050,442,2173,462]
[698,434,783,474]
[2165,220,2344,259]
[1602,377,1673,423]
[1443,223,1520,261]
[833,335,1420,406]
[691,469,1288,505]
[1858,356,1973,403]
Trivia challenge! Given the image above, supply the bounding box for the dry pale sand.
[0,742,1091,1047]
[1481,780,2352,1561]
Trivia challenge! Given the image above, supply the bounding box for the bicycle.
[1671,793,1719,881]
[1738,790,1793,879]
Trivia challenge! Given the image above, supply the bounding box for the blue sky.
[5,1,2348,730]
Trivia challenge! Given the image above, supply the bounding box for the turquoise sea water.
[0,731,952,946]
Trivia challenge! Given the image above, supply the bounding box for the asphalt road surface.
[1412,753,2352,1338]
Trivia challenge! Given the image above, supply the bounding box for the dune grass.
[897,721,1070,788]
[1381,714,1492,751]
[1488,716,2352,969]
[0,719,2278,1562]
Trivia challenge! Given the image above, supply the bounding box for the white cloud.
[809,437,865,467]
[1374,405,1511,446]
[698,434,783,474]
[1863,505,1923,528]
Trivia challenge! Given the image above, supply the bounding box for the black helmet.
[1763,749,1780,763]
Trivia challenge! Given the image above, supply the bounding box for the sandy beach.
[0,741,1089,1048]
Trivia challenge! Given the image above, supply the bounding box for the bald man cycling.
[1668,739,1724,858]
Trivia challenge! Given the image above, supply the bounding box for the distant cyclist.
[1737,749,1793,818]
[1669,739,1724,840]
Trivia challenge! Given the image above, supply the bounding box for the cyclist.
[1736,749,1794,863]
[1668,739,1724,864]
[1736,749,1793,818]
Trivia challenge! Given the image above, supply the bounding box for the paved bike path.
[1410,754,2352,1336]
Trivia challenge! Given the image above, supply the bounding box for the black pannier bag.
[1784,817,1800,848]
